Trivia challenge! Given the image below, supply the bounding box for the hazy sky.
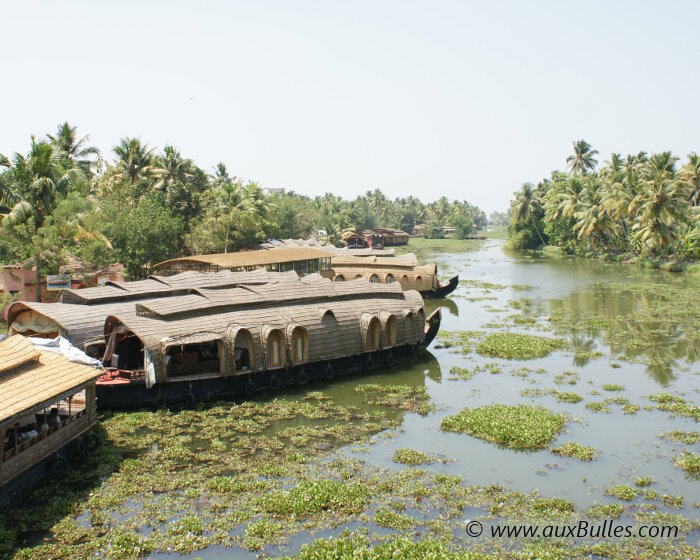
[1,1,698,213]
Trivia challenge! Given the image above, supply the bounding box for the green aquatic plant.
[259,479,370,516]
[605,484,638,501]
[549,389,583,403]
[392,448,434,466]
[635,476,655,487]
[553,370,579,385]
[661,494,684,508]
[355,384,434,415]
[586,503,624,519]
[674,451,700,477]
[373,507,416,529]
[551,442,597,461]
[476,333,567,359]
[602,384,625,392]
[585,401,612,413]
[441,404,566,450]
[660,430,700,444]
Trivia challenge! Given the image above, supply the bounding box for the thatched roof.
[0,335,102,425]
[7,301,143,350]
[155,247,331,271]
[60,269,275,305]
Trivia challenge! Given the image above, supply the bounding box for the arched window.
[385,274,395,283]
[267,329,285,368]
[400,275,409,290]
[291,326,308,364]
[367,317,381,350]
[385,315,397,347]
[321,310,337,329]
[335,274,345,282]
[355,274,363,279]
[369,274,380,283]
[415,276,422,288]
[233,328,254,371]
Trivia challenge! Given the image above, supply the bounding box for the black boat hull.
[96,309,441,409]
[421,275,459,299]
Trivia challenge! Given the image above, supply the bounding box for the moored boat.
[95,273,441,408]
[0,335,103,508]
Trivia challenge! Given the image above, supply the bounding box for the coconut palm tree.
[566,140,599,175]
[152,146,194,192]
[0,138,86,300]
[48,122,100,171]
[681,153,700,206]
[113,137,155,184]
[632,173,688,261]
[511,183,546,246]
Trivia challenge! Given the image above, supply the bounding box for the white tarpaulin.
[144,348,156,389]
[27,336,103,368]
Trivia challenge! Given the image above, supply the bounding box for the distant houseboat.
[0,335,102,508]
[96,273,441,408]
[153,246,458,299]
[328,255,459,299]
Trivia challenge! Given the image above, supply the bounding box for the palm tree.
[549,177,587,221]
[632,173,688,261]
[573,184,617,251]
[113,137,155,184]
[0,138,86,300]
[681,153,700,206]
[152,146,194,192]
[511,183,546,246]
[566,140,599,175]
[48,122,100,170]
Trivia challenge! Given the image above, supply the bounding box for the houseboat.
[153,246,458,299]
[6,269,283,355]
[96,272,441,408]
[328,255,459,299]
[0,335,102,508]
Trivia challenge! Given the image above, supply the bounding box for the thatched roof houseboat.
[153,246,456,298]
[329,255,458,299]
[6,269,283,354]
[0,335,102,507]
[96,272,441,408]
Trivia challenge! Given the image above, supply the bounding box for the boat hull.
[97,343,421,409]
[421,275,459,299]
[0,435,90,509]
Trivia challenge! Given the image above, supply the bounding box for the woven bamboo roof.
[0,334,41,375]
[60,269,277,305]
[155,246,331,270]
[0,335,103,425]
[133,273,403,320]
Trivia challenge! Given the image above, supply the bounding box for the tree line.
[508,140,699,262]
[0,123,486,284]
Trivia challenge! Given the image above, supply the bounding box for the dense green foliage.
[1,123,486,283]
[507,140,700,261]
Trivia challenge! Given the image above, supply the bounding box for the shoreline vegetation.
[0,122,486,288]
[505,140,699,272]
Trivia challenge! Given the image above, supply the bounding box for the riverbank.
[538,245,700,274]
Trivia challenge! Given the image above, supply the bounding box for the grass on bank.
[441,404,567,450]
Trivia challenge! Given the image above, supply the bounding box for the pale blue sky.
[1,1,698,213]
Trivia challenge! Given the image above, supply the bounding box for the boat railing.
[2,408,88,462]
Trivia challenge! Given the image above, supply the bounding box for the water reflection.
[548,283,698,385]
